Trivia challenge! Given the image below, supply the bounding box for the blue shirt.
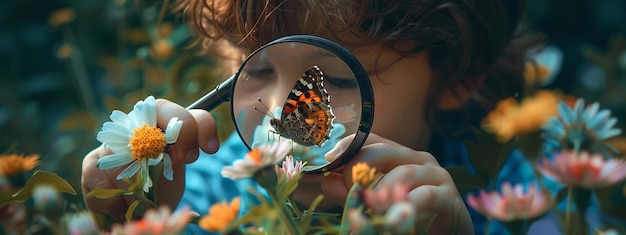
[177,132,542,234]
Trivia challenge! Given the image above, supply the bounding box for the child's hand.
[295,133,473,234]
[81,99,221,222]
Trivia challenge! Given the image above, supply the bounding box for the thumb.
[320,172,349,207]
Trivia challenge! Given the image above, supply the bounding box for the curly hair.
[177,0,541,137]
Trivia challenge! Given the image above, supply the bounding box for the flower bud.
[33,185,64,219]
[66,211,100,235]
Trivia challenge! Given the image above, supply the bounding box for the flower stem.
[565,186,573,234]
[269,193,300,235]
[484,218,491,235]
[287,196,303,219]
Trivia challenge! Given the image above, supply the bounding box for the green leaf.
[515,130,544,162]
[340,183,362,235]
[0,171,77,208]
[86,187,129,199]
[554,187,569,204]
[454,173,489,196]
[223,204,276,233]
[300,194,324,232]
[126,200,140,221]
[0,191,13,207]
[277,174,302,202]
[445,165,468,180]
[465,128,515,184]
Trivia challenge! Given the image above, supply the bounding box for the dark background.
[1,0,625,206]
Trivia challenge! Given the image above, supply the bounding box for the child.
[82,0,537,233]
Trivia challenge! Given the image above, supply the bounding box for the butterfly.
[269,66,335,147]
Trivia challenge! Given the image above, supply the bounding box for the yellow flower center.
[352,162,377,186]
[129,124,166,160]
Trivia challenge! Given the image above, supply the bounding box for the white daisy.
[221,142,291,180]
[96,96,183,192]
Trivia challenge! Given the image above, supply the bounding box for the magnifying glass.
[187,35,374,174]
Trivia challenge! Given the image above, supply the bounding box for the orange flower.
[482,90,562,142]
[199,197,241,232]
[352,162,377,186]
[0,154,40,177]
[524,62,551,85]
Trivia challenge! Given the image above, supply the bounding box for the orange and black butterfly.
[270,66,335,147]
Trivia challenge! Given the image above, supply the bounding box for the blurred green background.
[1,0,625,207]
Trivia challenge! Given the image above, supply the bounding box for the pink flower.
[537,150,626,188]
[362,182,410,214]
[274,155,306,180]
[110,206,191,235]
[467,183,552,221]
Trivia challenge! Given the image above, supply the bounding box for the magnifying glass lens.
[232,41,365,171]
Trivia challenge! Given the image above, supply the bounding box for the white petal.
[148,153,163,166]
[144,96,157,125]
[97,135,131,148]
[221,166,253,179]
[107,144,131,154]
[117,161,141,180]
[134,96,157,126]
[162,153,173,181]
[141,160,152,192]
[110,110,131,127]
[97,152,133,170]
[100,122,133,138]
[164,118,183,144]
[126,110,141,128]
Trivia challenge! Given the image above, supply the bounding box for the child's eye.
[244,68,274,79]
[325,75,358,89]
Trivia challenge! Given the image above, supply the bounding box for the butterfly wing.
[281,66,329,116]
[275,66,334,146]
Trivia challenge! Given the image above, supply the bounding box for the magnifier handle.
[186,74,235,111]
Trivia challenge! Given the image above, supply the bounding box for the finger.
[378,164,447,189]
[81,146,133,221]
[156,99,199,164]
[189,109,220,155]
[325,133,356,161]
[360,133,406,149]
[293,174,343,212]
[154,99,204,210]
[320,172,350,207]
[407,184,445,212]
[341,145,438,185]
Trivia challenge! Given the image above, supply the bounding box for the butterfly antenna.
[253,98,276,119]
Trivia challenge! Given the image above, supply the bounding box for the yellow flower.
[482,90,562,142]
[0,154,40,177]
[352,162,377,186]
[199,197,241,232]
[524,62,551,85]
[48,8,75,27]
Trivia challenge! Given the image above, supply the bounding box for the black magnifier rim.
[230,35,374,174]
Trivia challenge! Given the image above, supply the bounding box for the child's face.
[233,38,437,151]
[349,42,434,150]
